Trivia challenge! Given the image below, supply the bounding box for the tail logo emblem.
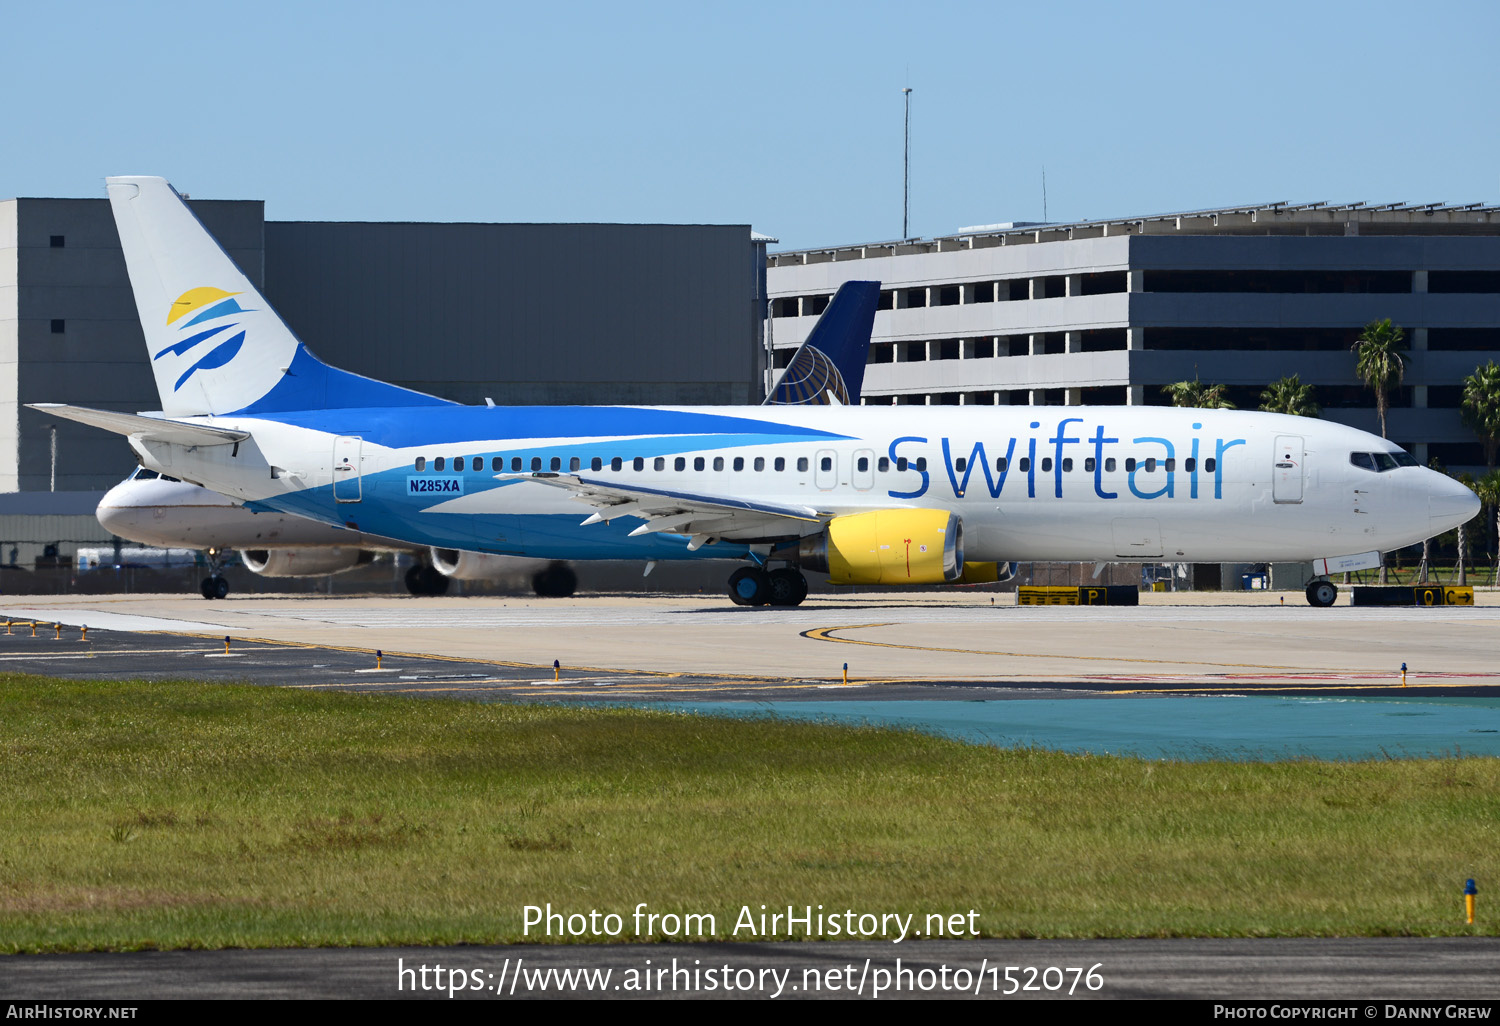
[768,346,850,405]
[155,287,256,391]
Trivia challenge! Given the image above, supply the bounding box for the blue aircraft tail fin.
[106,176,454,417]
[764,280,879,406]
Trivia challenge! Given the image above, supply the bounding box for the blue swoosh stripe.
[257,407,852,449]
[174,331,246,391]
[154,323,235,360]
[181,298,253,328]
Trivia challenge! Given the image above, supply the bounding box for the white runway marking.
[0,649,206,661]
[0,609,240,633]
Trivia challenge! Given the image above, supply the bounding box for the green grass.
[1348,565,1497,587]
[0,673,1497,952]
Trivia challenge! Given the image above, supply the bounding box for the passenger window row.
[952,456,1216,474]
[411,453,1219,475]
[412,454,916,474]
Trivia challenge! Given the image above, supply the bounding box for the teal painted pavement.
[648,696,1500,762]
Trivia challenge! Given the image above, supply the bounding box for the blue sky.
[5,0,1496,250]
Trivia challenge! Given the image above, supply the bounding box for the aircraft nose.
[95,488,140,536]
[1429,476,1481,532]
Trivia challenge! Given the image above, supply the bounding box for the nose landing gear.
[1305,579,1338,607]
[199,548,229,600]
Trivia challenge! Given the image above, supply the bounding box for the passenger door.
[1273,435,1304,504]
[815,449,838,490]
[1112,517,1163,558]
[333,435,363,503]
[852,448,875,491]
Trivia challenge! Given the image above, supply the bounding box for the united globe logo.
[768,345,850,405]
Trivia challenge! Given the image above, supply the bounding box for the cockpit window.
[1351,450,1417,472]
[131,467,160,480]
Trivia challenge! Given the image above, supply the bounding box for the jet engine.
[958,561,1016,584]
[429,548,577,597]
[789,509,963,585]
[240,547,372,577]
[430,548,538,581]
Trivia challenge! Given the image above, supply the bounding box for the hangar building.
[0,196,769,492]
[766,202,1500,471]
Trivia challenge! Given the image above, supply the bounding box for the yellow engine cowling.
[959,561,1010,584]
[795,509,964,585]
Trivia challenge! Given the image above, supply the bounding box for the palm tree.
[1259,375,1320,417]
[1461,361,1500,471]
[1456,471,1477,586]
[1476,470,1500,586]
[1162,379,1234,409]
[1351,319,1407,438]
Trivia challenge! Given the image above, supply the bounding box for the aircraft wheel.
[200,577,217,600]
[404,564,429,596]
[200,575,228,600]
[768,568,808,607]
[727,567,771,606]
[1305,579,1337,607]
[420,566,451,596]
[533,563,578,598]
[406,564,451,596]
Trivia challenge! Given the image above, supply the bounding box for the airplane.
[93,280,881,599]
[35,177,1481,608]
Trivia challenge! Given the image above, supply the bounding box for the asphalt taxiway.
[5,938,1500,1000]
[0,590,1496,701]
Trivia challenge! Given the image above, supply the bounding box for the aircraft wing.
[28,403,249,445]
[507,473,830,546]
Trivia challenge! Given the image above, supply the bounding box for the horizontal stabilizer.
[28,404,248,446]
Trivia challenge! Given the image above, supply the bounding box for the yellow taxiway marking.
[802,623,1403,674]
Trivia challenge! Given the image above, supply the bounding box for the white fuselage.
[117,404,1479,566]
[95,474,384,549]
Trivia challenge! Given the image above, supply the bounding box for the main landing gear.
[727,565,808,607]
[1305,579,1338,607]
[532,562,578,598]
[404,562,451,596]
[199,548,229,600]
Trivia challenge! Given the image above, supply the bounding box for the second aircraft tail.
[764,280,879,406]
